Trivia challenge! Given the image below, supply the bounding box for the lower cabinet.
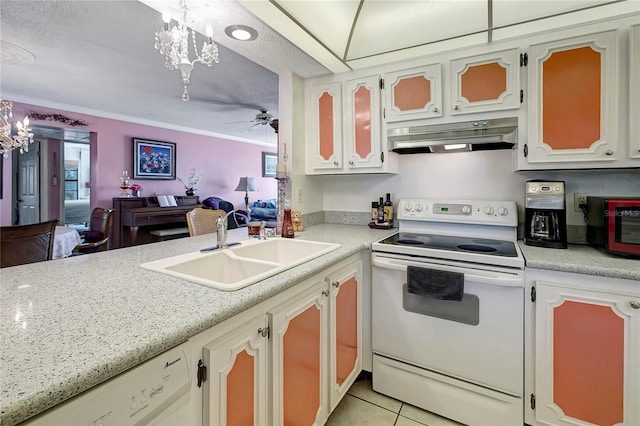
[203,315,270,426]
[525,269,640,426]
[198,254,362,426]
[271,280,330,425]
[271,257,362,425]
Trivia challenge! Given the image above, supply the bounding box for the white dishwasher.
[25,341,194,425]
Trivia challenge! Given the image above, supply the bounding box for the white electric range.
[371,198,524,426]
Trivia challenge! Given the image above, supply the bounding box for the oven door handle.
[372,257,523,288]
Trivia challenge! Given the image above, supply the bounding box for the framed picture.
[132,138,176,180]
[262,152,277,177]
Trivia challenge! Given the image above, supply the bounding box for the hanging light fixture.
[0,99,34,159]
[154,0,220,101]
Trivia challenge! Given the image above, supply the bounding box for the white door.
[17,141,40,225]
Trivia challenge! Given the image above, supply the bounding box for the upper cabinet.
[630,25,640,159]
[450,49,521,115]
[305,76,398,175]
[524,30,619,165]
[343,75,383,170]
[383,64,442,122]
[306,82,343,172]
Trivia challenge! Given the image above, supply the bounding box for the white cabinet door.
[343,75,383,170]
[450,48,520,115]
[525,30,619,165]
[270,281,330,426]
[328,259,362,411]
[306,82,343,172]
[533,279,640,426]
[203,315,269,426]
[384,64,442,122]
[630,24,640,159]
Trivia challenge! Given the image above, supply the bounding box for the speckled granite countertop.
[0,224,396,426]
[518,242,640,281]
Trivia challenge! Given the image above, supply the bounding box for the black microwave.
[586,197,640,258]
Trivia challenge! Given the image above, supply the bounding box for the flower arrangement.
[130,183,143,191]
[178,168,203,191]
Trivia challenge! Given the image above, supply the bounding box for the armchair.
[75,208,115,254]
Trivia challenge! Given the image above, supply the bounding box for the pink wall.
[0,102,276,225]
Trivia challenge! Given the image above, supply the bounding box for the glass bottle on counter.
[378,197,385,223]
[384,193,394,227]
[282,208,295,238]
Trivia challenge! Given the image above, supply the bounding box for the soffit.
[240,0,637,72]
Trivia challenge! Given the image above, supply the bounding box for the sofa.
[249,199,277,222]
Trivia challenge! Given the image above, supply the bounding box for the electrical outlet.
[296,187,303,204]
[574,193,588,212]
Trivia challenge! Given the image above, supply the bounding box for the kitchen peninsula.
[0,224,394,425]
[2,223,639,425]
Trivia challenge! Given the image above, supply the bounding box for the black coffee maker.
[524,180,567,249]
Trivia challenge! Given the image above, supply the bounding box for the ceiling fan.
[225,109,276,130]
[249,109,275,128]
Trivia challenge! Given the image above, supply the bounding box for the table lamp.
[235,176,258,220]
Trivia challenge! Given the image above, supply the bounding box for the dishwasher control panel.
[25,343,192,425]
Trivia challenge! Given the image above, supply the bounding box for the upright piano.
[112,196,200,248]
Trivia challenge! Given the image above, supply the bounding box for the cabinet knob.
[322,289,330,297]
[349,160,354,166]
[432,107,438,113]
[605,150,614,156]
[332,281,340,288]
[453,105,460,111]
[630,301,640,309]
[333,161,339,166]
[258,326,270,337]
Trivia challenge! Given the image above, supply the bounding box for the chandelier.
[154,0,220,101]
[1,100,34,159]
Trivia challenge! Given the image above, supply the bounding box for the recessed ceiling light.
[225,25,258,41]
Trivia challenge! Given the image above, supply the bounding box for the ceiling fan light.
[225,25,258,41]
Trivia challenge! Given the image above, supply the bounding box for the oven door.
[371,252,524,396]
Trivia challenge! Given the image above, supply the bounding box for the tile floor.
[326,378,464,426]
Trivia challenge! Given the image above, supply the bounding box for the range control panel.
[398,199,518,226]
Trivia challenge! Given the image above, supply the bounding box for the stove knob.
[484,206,495,215]
[404,202,412,211]
[461,205,471,215]
[497,207,508,216]
[415,204,424,212]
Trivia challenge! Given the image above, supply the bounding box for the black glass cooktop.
[378,232,518,257]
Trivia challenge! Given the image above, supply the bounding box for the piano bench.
[150,227,190,241]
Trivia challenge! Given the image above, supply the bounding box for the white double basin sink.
[140,238,341,291]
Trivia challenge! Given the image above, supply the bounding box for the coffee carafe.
[524,180,567,249]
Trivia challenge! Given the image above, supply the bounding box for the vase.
[131,190,140,197]
[186,189,195,196]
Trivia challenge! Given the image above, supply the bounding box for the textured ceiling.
[0,0,330,146]
[1,0,637,146]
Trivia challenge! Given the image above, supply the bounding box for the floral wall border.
[28,112,88,127]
